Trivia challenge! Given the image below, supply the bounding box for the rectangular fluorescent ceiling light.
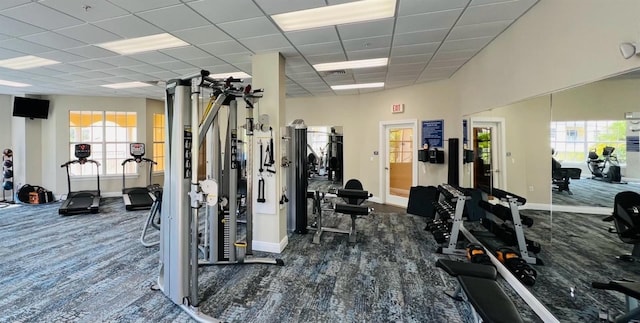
[210,72,251,79]
[0,79,30,87]
[272,0,396,32]
[331,82,384,90]
[0,55,60,70]
[101,81,152,89]
[97,33,189,55]
[314,58,388,71]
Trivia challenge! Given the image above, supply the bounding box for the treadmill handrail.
[60,159,101,195]
[121,157,157,190]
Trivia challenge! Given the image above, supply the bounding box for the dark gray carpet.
[0,197,536,323]
[553,176,640,207]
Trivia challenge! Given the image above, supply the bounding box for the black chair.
[607,191,640,261]
[552,168,581,195]
[344,178,365,205]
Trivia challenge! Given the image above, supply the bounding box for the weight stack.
[447,138,459,185]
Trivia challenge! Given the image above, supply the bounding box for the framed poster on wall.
[422,119,444,148]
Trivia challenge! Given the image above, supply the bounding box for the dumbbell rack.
[431,184,470,256]
[1,150,13,203]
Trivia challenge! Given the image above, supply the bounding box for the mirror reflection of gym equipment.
[307,126,343,191]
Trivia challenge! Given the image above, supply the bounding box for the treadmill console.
[130,143,145,162]
[75,144,91,160]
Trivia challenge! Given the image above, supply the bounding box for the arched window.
[69,111,137,176]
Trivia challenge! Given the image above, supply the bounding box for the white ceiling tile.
[200,40,251,56]
[125,64,169,74]
[0,38,55,54]
[285,27,339,46]
[173,26,232,45]
[388,63,426,73]
[391,43,439,57]
[1,2,83,30]
[129,52,176,64]
[100,55,146,67]
[448,20,512,40]
[147,70,181,80]
[216,53,252,65]
[343,36,391,52]
[470,0,537,7]
[305,53,347,65]
[39,50,89,63]
[187,0,263,24]
[100,67,144,76]
[40,0,130,23]
[72,60,117,70]
[286,65,315,74]
[45,64,89,74]
[431,49,476,60]
[70,70,115,79]
[393,29,449,46]
[398,0,469,16]
[428,59,465,69]
[182,56,226,68]
[93,15,164,38]
[352,66,388,74]
[0,16,45,37]
[0,0,30,10]
[160,46,210,60]
[137,4,210,31]
[66,46,119,59]
[346,48,390,60]
[156,60,196,71]
[254,0,325,15]
[297,42,343,56]
[390,54,431,65]
[338,18,394,40]
[438,36,493,52]
[56,24,121,44]
[396,9,463,34]
[458,0,537,26]
[285,56,308,67]
[218,17,281,39]
[22,32,86,50]
[107,0,182,13]
[240,34,291,52]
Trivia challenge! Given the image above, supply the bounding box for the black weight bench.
[436,259,524,323]
[311,187,371,244]
[552,167,581,195]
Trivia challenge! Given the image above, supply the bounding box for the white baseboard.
[252,235,288,253]
[102,192,122,198]
[368,196,383,204]
[521,203,611,215]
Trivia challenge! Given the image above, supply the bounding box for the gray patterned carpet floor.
[553,176,640,207]
[2,193,637,322]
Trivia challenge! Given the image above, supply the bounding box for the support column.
[251,52,287,253]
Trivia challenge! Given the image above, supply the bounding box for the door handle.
[385,167,389,170]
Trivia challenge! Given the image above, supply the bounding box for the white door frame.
[469,117,507,189]
[379,119,418,206]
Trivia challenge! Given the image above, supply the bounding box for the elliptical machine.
[587,146,625,183]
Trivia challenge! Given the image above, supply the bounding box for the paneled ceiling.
[0,0,538,99]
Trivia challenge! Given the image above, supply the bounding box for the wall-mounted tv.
[12,97,50,119]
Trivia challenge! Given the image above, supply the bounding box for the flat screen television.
[12,97,50,119]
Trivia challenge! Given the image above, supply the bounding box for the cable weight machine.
[159,70,283,322]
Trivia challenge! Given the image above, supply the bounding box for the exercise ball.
[2,181,12,190]
[2,148,12,157]
[3,160,12,168]
[3,169,12,179]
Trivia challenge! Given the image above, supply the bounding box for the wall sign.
[422,119,444,148]
[627,136,640,152]
[462,119,468,147]
[391,103,404,113]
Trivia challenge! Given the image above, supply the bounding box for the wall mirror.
[307,125,343,192]
[461,68,640,321]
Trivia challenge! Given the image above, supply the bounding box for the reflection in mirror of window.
[550,120,626,164]
[153,113,165,172]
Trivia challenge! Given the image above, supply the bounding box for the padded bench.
[436,259,524,323]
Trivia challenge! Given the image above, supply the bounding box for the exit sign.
[391,103,404,113]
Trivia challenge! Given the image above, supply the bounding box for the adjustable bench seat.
[436,259,524,323]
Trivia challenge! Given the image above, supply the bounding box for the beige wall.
[452,0,640,116]
[286,79,457,199]
[0,95,12,152]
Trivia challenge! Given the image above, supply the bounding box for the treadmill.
[59,144,101,215]
[121,143,158,211]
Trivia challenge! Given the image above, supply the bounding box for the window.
[550,120,626,164]
[69,111,137,176]
[389,128,413,163]
[153,113,165,171]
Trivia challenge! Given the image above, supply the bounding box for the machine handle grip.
[121,158,135,166]
[142,158,158,165]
